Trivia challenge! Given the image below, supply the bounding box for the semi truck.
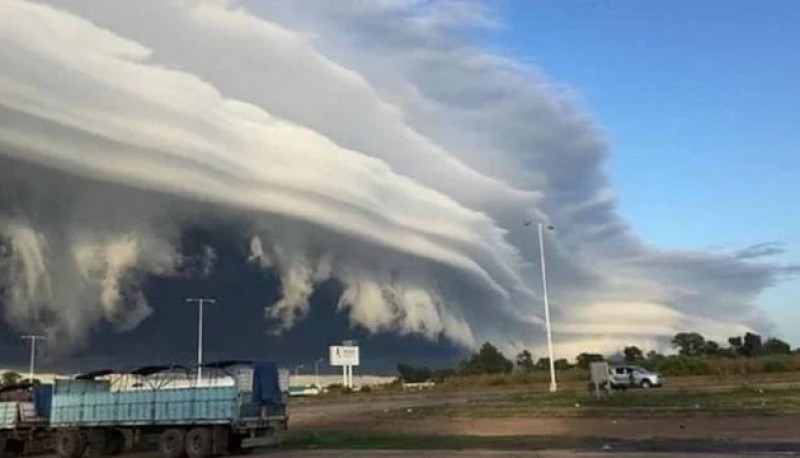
[0,360,288,458]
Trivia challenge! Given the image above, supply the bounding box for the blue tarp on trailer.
[33,384,52,418]
[252,361,282,408]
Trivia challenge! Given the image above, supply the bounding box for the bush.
[762,358,792,373]
[648,355,711,376]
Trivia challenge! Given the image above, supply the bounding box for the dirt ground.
[295,411,800,442]
[267,451,761,458]
[290,397,800,443]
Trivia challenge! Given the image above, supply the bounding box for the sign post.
[589,361,610,399]
[329,343,360,389]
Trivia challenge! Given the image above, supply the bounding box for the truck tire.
[227,434,252,455]
[158,429,186,458]
[185,428,212,458]
[55,431,87,458]
[641,379,652,389]
[85,429,125,457]
[104,430,126,455]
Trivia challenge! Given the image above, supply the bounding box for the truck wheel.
[104,430,126,455]
[85,430,107,458]
[227,434,252,455]
[641,380,652,389]
[55,431,87,458]
[158,429,186,458]
[185,428,212,458]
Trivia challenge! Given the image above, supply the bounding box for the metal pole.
[186,298,216,384]
[538,223,557,393]
[21,335,45,382]
[198,301,203,383]
[314,358,323,388]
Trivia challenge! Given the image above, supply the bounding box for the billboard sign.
[329,345,360,366]
[590,361,609,384]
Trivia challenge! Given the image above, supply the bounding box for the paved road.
[265,450,794,457]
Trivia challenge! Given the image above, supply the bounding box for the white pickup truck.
[607,365,664,389]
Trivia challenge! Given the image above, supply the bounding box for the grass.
[306,370,800,401]
[422,386,800,418]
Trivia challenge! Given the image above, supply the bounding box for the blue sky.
[488,1,800,343]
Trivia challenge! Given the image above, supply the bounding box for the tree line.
[396,331,799,382]
[0,371,22,386]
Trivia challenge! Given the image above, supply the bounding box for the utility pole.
[21,335,45,382]
[525,220,558,392]
[186,298,216,384]
[314,358,324,388]
[537,223,557,393]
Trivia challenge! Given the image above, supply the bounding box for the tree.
[671,332,706,357]
[703,340,721,357]
[575,353,604,370]
[553,358,571,370]
[623,346,644,363]
[396,363,432,383]
[762,337,791,355]
[645,350,663,360]
[460,342,513,375]
[535,357,550,371]
[728,336,743,355]
[1,371,21,386]
[515,350,534,373]
[742,332,763,357]
[431,368,455,382]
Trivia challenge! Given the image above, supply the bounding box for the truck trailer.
[0,360,288,458]
[0,381,52,456]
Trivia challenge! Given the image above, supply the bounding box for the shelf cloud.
[0,0,789,359]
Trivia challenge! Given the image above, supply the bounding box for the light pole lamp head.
[523,220,555,231]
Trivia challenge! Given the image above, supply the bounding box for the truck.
[607,365,664,389]
[0,381,53,456]
[41,360,287,458]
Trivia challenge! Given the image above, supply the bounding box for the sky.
[0,0,797,371]
[486,0,800,343]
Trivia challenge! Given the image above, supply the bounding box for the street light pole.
[21,335,45,382]
[314,358,324,388]
[537,223,557,393]
[186,297,216,384]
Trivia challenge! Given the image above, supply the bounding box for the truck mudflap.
[240,429,283,449]
[234,416,287,449]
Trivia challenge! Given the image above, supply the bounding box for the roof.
[75,369,115,380]
[202,360,252,369]
[129,364,189,376]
